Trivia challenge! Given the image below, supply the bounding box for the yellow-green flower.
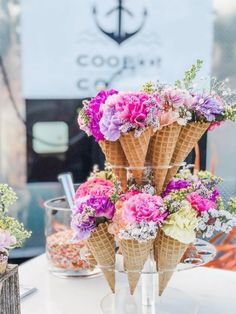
[162,201,198,244]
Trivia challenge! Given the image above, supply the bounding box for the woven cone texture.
[119,239,153,295]
[119,127,153,185]
[85,249,97,270]
[148,123,181,195]
[156,229,188,296]
[164,122,209,186]
[99,140,127,191]
[0,260,7,275]
[86,223,116,293]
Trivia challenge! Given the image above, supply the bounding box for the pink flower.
[75,177,114,199]
[158,110,179,128]
[0,229,16,250]
[186,192,217,213]
[161,88,192,108]
[112,92,149,128]
[208,121,223,131]
[122,193,167,224]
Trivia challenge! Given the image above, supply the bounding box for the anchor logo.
[93,0,147,45]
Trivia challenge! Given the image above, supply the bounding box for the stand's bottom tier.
[101,286,198,314]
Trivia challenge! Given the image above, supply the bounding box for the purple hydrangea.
[162,179,190,197]
[99,107,121,141]
[192,94,224,121]
[84,89,118,141]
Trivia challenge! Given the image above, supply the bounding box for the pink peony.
[75,177,114,199]
[122,193,167,224]
[186,192,217,213]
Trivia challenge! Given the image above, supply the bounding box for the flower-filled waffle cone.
[148,123,181,195]
[86,222,116,293]
[84,249,97,270]
[0,258,7,274]
[155,229,188,296]
[164,122,209,186]
[119,127,153,185]
[119,238,153,295]
[99,140,127,191]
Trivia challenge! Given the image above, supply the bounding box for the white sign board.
[21,0,213,99]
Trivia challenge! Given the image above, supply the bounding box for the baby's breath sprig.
[0,215,31,248]
[0,184,17,213]
[227,196,236,214]
[222,105,236,122]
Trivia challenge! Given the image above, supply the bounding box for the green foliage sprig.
[227,197,236,214]
[175,59,203,89]
[0,184,31,250]
[0,184,17,213]
[141,81,154,93]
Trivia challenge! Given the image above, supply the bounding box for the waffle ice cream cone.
[148,123,181,195]
[85,249,97,270]
[99,140,128,191]
[86,223,116,293]
[119,238,153,295]
[0,258,7,275]
[119,127,153,185]
[164,122,209,186]
[155,229,188,296]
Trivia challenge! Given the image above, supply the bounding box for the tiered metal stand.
[100,239,216,314]
[0,265,21,314]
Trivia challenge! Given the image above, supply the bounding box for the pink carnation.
[186,192,217,213]
[103,92,149,129]
[161,88,192,108]
[75,177,114,199]
[122,193,167,224]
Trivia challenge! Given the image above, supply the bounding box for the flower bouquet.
[109,191,167,294]
[78,60,236,194]
[0,184,31,274]
[71,173,119,292]
[156,169,236,295]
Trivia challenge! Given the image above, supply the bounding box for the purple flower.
[209,188,219,202]
[192,94,224,121]
[86,196,115,220]
[71,195,115,240]
[84,89,118,141]
[162,179,190,197]
[99,107,121,141]
[71,214,95,240]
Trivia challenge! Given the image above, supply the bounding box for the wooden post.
[0,265,21,314]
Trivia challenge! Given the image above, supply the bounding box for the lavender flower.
[71,214,95,240]
[192,94,224,121]
[82,89,118,141]
[99,107,121,141]
[71,195,115,240]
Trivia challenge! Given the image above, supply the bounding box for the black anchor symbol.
[93,0,147,45]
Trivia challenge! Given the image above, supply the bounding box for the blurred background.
[0,0,235,262]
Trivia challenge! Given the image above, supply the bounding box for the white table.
[19,255,236,314]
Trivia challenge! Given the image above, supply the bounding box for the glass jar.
[44,197,100,277]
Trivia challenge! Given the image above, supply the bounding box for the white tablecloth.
[19,254,236,314]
